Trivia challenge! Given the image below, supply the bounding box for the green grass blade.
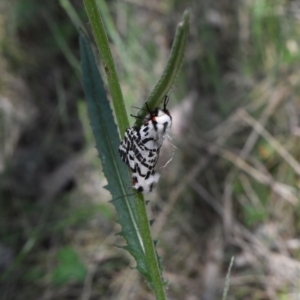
[79,35,150,279]
[134,9,190,127]
[59,0,89,37]
[43,12,81,78]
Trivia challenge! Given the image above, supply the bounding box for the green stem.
[83,0,129,136]
[134,9,190,127]
[136,193,166,299]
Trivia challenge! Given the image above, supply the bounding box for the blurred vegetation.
[0,0,300,299]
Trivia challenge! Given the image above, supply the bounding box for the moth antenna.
[131,106,147,112]
[163,95,170,110]
[131,105,142,110]
[145,102,152,114]
[163,84,177,109]
[130,114,143,119]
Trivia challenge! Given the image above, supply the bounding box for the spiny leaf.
[80,35,150,280]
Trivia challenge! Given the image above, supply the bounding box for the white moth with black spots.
[119,127,160,194]
[118,96,172,194]
[118,127,158,173]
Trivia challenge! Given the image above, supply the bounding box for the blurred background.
[1,0,300,299]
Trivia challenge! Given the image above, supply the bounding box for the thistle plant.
[80,1,189,298]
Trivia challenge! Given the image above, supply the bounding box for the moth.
[118,96,172,194]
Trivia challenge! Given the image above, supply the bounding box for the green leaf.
[52,247,86,285]
[79,35,149,279]
[134,9,190,127]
